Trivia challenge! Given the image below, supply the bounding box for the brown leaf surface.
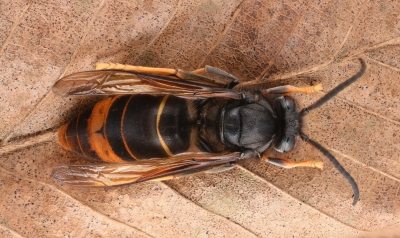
[1,0,400,237]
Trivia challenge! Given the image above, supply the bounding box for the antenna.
[300,133,359,205]
[301,58,366,116]
[300,58,366,205]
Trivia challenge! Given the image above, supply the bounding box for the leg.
[192,65,239,86]
[149,163,236,180]
[96,63,236,87]
[261,154,323,169]
[262,84,323,95]
[96,63,178,75]
[205,163,236,174]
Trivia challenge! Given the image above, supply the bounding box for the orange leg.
[261,154,323,169]
[96,63,237,87]
[191,65,238,85]
[205,163,236,173]
[262,84,323,95]
[96,63,177,75]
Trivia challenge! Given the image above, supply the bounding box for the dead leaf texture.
[1,0,400,237]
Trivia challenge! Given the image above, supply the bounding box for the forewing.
[53,70,242,99]
[52,152,240,186]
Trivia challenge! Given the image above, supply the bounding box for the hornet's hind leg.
[96,63,238,88]
[191,65,239,88]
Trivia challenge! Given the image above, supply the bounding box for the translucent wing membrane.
[53,70,242,99]
[52,152,240,186]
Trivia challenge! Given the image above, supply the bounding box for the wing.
[53,70,242,99]
[52,152,240,186]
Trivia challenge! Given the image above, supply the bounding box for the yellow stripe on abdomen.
[156,95,173,157]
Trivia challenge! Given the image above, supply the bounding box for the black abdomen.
[58,95,192,162]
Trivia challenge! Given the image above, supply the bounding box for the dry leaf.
[1,0,400,237]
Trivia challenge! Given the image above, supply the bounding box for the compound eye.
[284,96,296,112]
[282,135,296,152]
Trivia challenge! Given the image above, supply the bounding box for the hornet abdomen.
[58,95,193,162]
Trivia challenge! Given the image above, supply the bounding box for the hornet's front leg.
[239,149,323,169]
[262,84,323,95]
[262,155,324,169]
